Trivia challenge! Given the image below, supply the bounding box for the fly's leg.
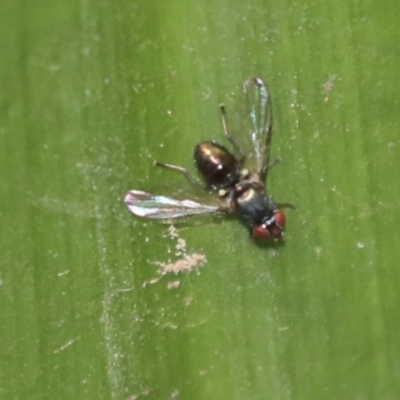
[261,157,281,183]
[220,105,245,160]
[267,157,281,170]
[276,202,297,210]
[154,161,204,188]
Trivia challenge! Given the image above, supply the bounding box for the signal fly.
[125,77,291,240]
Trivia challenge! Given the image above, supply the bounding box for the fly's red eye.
[273,210,286,228]
[253,225,270,239]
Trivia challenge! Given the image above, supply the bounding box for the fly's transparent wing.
[124,190,222,219]
[243,77,273,181]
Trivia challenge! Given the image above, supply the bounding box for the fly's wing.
[242,77,273,181]
[124,190,223,219]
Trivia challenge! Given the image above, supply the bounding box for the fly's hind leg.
[154,161,204,188]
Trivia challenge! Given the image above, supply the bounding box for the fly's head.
[252,210,286,240]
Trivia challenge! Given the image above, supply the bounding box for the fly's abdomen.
[194,141,239,188]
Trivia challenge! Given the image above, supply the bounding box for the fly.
[125,77,291,240]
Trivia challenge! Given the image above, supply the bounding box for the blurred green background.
[1,0,400,399]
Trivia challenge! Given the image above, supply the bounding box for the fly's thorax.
[194,141,240,188]
[234,187,277,228]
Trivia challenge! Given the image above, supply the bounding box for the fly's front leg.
[154,161,204,188]
[220,105,245,160]
[276,202,297,210]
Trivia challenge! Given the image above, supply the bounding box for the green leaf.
[1,0,400,399]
